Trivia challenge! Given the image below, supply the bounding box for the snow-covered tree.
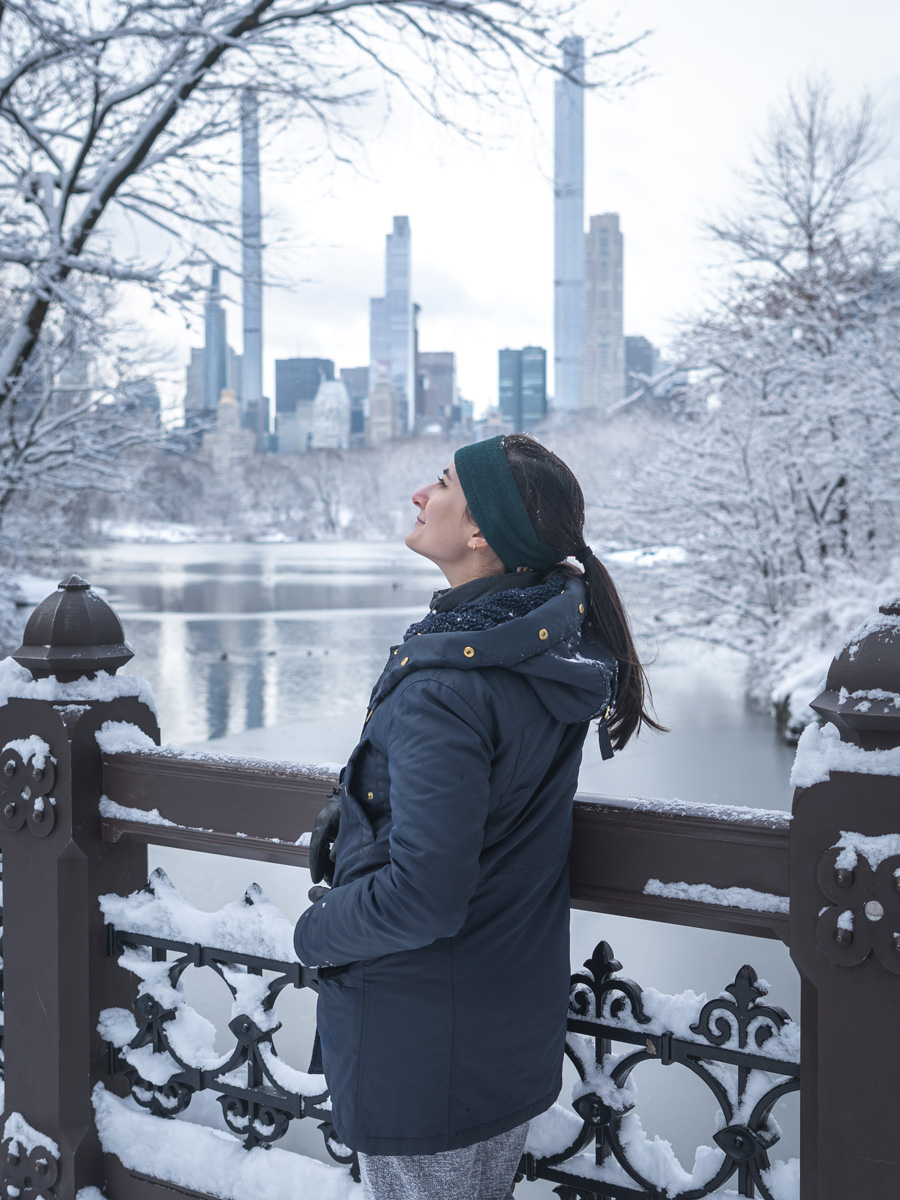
[610,81,900,733]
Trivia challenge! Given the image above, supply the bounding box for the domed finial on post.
[11,575,134,682]
[810,597,900,750]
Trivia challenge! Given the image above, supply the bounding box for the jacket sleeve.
[294,676,493,968]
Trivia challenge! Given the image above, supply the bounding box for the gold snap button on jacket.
[393,648,398,655]
[464,646,475,658]
[539,628,549,640]
[401,656,409,665]
[578,604,585,614]
[367,791,374,800]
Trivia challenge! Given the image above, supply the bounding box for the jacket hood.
[369,576,616,725]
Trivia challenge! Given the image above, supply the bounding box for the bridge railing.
[0,576,898,1200]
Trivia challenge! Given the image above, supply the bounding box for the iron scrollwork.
[103,871,356,1177]
[525,941,800,1200]
[104,876,800,1199]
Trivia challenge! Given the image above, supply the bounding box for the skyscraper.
[581,213,625,415]
[498,349,521,426]
[625,336,656,390]
[416,351,456,431]
[203,266,227,412]
[341,366,369,445]
[274,357,335,453]
[498,346,547,430]
[370,217,413,434]
[240,88,267,446]
[275,358,335,413]
[553,36,585,413]
[521,346,548,425]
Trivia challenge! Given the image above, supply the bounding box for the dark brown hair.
[503,433,665,750]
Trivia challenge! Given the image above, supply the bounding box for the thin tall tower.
[369,216,414,434]
[203,265,226,411]
[240,88,266,447]
[553,36,584,414]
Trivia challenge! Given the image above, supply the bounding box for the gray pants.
[358,1122,529,1200]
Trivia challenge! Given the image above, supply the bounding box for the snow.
[833,830,900,870]
[524,1102,583,1158]
[569,1038,636,1113]
[108,740,340,779]
[580,793,791,828]
[96,720,157,754]
[92,1086,360,1200]
[100,867,298,962]
[760,576,900,743]
[99,1006,183,1085]
[839,687,900,710]
[605,545,687,566]
[76,1190,106,1200]
[2,735,53,770]
[644,878,789,915]
[617,1109,722,1196]
[99,796,179,827]
[0,656,158,716]
[257,1043,328,1098]
[762,1157,800,1200]
[11,571,63,607]
[791,721,900,788]
[839,611,900,662]
[837,910,853,932]
[220,964,281,1034]
[98,794,313,847]
[125,605,423,625]
[589,968,800,1063]
[3,1112,60,1160]
[95,520,231,545]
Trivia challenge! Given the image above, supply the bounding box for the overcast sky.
[160,0,900,417]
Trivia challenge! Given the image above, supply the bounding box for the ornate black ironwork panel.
[102,869,357,1178]
[103,873,799,1198]
[522,941,800,1200]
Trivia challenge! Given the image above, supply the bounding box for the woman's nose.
[411,484,431,509]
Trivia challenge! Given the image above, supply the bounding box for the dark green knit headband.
[454,436,561,572]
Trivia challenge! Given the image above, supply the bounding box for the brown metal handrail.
[100,747,790,941]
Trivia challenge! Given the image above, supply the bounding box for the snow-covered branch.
[0,0,645,413]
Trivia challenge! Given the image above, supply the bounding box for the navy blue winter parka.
[293,574,616,1156]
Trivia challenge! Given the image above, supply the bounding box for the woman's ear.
[468,530,491,552]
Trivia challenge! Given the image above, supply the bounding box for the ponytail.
[502,434,666,751]
[580,554,665,750]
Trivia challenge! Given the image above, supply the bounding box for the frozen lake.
[32,541,802,1190]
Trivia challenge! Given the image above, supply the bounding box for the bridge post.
[0,577,158,1200]
[790,598,900,1200]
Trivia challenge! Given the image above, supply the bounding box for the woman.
[294,433,661,1200]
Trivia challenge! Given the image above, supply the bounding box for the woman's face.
[406,461,502,585]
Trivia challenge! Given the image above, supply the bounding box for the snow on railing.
[98,869,348,1176]
[524,940,799,1200]
[98,868,801,1200]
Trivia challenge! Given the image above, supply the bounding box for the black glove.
[309,788,341,886]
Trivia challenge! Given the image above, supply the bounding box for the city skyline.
[152,2,900,422]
